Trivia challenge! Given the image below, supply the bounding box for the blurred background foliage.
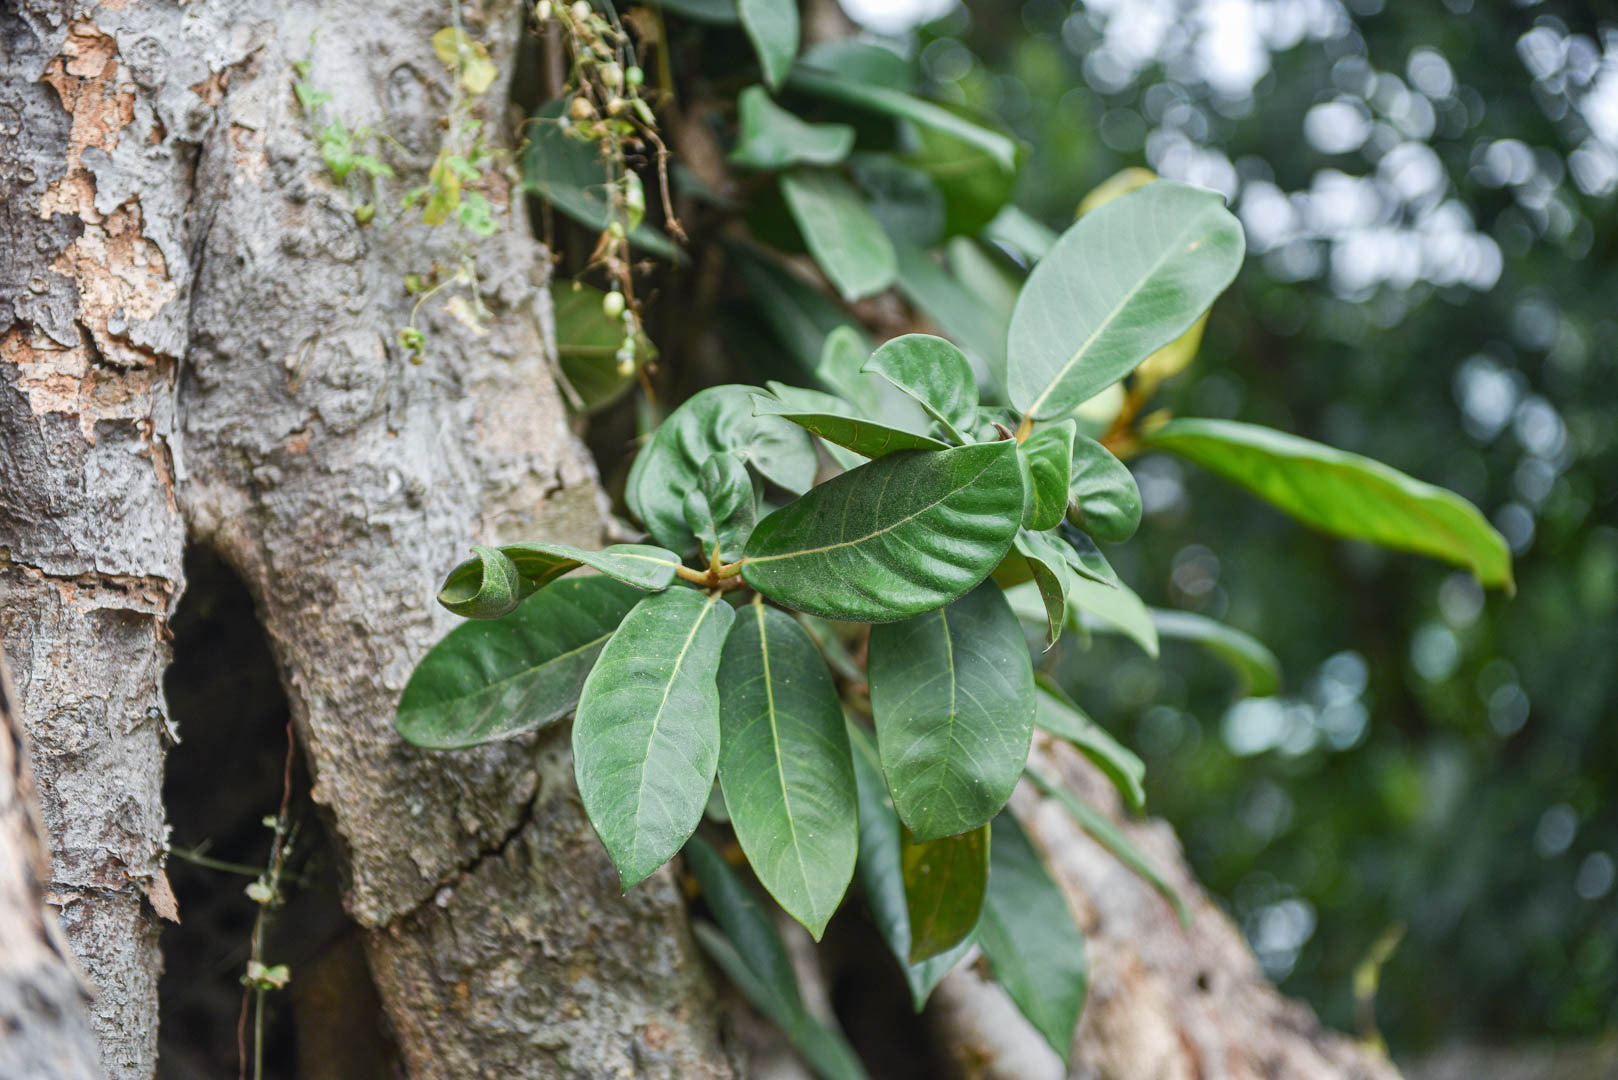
[894,0,1618,1053]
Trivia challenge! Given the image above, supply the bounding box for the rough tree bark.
[3,2,1405,1079]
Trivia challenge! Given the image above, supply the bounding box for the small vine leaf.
[742,441,1024,623]
[862,333,978,439]
[1018,419,1075,530]
[717,601,858,939]
[1068,434,1141,543]
[397,578,643,749]
[902,822,990,963]
[574,589,735,890]
[870,581,1035,841]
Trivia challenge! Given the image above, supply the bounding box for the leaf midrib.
[755,602,819,926]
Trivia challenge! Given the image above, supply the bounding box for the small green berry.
[625,65,644,87]
[602,290,626,318]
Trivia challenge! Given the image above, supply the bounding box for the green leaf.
[760,383,866,471]
[397,578,642,749]
[652,0,739,23]
[718,601,859,938]
[738,0,798,90]
[903,822,990,963]
[437,545,527,619]
[1033,678,1145,814]
[627,385,818,553]
[731,86,854,170]
[685,837,870,1080]
[981,813,1087,1066]
[742,442,1024,622]
[870,581,1035,841]
[780,170,898,303]
[850,154,944,249]
[848,724,978,1009]
[1145,418,1514,590]
[1007,181,1244,420]
[1018,420,1075,530]
[1057,524,1121,588]
[522,102,680,260]
[814,328,929,430]
[438,544,683,617]
[1012,530,1080,648]
[1148,609,1282,697]
[574,589,735,889]
[787,67,1018,172]
[983,205,1057,263]
[1068,434,1141,543]
[751,394,949,460]
[903,110,1020,238]
[1027,765,1190,926]
[684,453,757,564]
[797,40,912,90]
[729,243,865,378]
[1005,577,1159,658]
[551,283,646,414]
[892,243,1007,378]
[862,334,978,441]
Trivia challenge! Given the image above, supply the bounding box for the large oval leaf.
[980,813,1088,1067]
[741,442,1023,622]
[1145,417,1513,589]
[779,170,898,302]
[848,724,978,1008]
[397,578,642,749]
[627,385,818,553]
[718,601,858,939]
[902,822,990,963]
[870,581,1035,841]
[1007,180,1244,420]
[574,588,735,889]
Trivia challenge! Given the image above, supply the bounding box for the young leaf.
[1068,434,1142,543]
[848,724,979,1009]
[1145,418,1514,590]
[439,543,683,615]
[1012,530,1081,648]
[780,170,899,303]
[738,0,798,91]
[1149,608,1282,697]
[627,385,818,553]
[1018,420,1076,530]
[862,333,978,440]
[1004,577,1159,657]
[903,822,990,963]
[731,86,854,170]
[437,545,527,619]
[870,581,1036,841]
[980,813,1087,1066]
[684,453,757,564]
[742,442,1024,622]
[574,589,735,890]
[397,578,643,749]
[718,601,859,939]
[1007,181,1244,420]
[1033,678,1146,814]
[1027,765,1191,926]
[751,394,949,460]
[685,837,870,1080]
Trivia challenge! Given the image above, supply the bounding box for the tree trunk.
[2,3,1403,1079]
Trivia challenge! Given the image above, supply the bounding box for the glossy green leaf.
[738,0,798,90]
[1149,609,1282,697]
[685,837,869,1080]
[814,327,929,430]
[1028,765,1190,925]
[551,282,647,414]
[848,724,979,1009]
[718,601,858,938]
[1005,577,1158,658]
[760,383,865,471]
[437,545,527,619]
[1068,434,1142,543]
[731,86,854,170]
[1145,418,1514,590]
[787,67,1018,171]
[751,394,948,460]
[903,823,990,963]
[1012,530,1080,648]
[684,453,757,564]
[397,578,642,749]
[981,813,1087,1066]
[1033,678,1145,814]
[627,385,818,553]
[780,170,898,303]
[742,442,1024,622]
[1007,181,1244,420]
[574,589,735,889]
[1019,420,1076,530]
[863,333,977,440]
[870,581,1035,841]
[522,102,680,260]
[1057,524,1121,588]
